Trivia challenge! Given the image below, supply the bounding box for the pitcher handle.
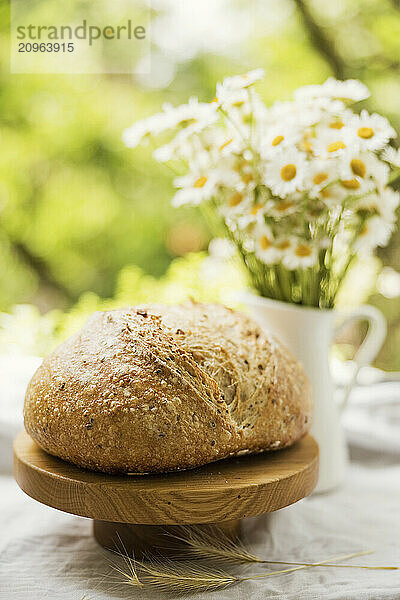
[334,305,387,412]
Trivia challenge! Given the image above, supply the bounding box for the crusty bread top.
[24,302,312,473]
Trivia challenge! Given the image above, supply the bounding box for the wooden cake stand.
[14,431,318,557]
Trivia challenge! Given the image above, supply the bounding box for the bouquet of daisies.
[123,70,400,307]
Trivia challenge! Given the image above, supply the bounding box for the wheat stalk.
[108,527,398,594]
[167,525,398,571]
[262,561,397,570]
[113,556,239,593]
[113,557,144,589]
[168,525,262,563]
[111,548,397,595]
[241,550,377,580]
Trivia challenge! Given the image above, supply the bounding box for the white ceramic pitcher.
[241,294,386,493]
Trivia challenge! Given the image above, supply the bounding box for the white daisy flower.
[298,97,348,127]
[123,98,218,148]
[380,187,400,217]
[216,135,243,156]
[265,196,300,218]
[305,159,339,197]
[264,98,342,130]
[234,201,268,231]
[249,90,271,123]
[211,70,264,124]
[212,87,250,110]
[258,124,302,158]
[153,128,198,162]
[317,182,348,207]
[313,125,352,158]
[122,113,167,148]
[339,176,374,196]
[354,215,395,254]
[264,148,307,197]
[294,78,370,103]
[228,161,258,191]
[172,157,220,206]
[162,97,219,129]
[255,225,280,265]
[282,239,318,270]
[153,142,175,163]
[263,101,295,124]
[219,190,253,218]
[382,146,400,169]
[218,69,264,92]
[317,105,354,131]
[348,110,396,151]
[274,236,295,259]
[154,118,239,164]
[295,128,315,155]
[211,93,253,139]
[217,162,252,191]
[224,188,271,230]
[335,156,376,197]
[356,187,400,221]
[203,126,247,159]
[172,175,215,207]
[339,151,389,192]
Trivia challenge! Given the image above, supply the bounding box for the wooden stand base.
[93,519,241,557]
[14,431,318,557]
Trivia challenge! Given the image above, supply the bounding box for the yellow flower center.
[241,172,253,184]
[360,224,369,236]
[272,135,284,146]
[228,192,243,207]
[260,235,272,250]
[251,203,264,215]
[328,141,346,153]
[321,188,332,198]
[358,126,374,139]
[277,240,291,250]
[280,164,297,181]
[194,176,207,188]
[276,200,293,212]
[179,118,196,127]
[351,159,366,178]
[313,172,328,185]
[329,120,344,129]
[341,178,360,190]
[302,140,313,153]
[295,244,312,257]
[219,138,233,151]
[211,96,219,103]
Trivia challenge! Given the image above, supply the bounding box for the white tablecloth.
[1,448,399,599]
[0,356,399,599]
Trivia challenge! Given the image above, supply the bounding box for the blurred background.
[0,0,399,370]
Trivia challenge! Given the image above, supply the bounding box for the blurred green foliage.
[0,0,399,368]
[0,253,247,356]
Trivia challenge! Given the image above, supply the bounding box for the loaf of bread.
[24,302,312,473]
